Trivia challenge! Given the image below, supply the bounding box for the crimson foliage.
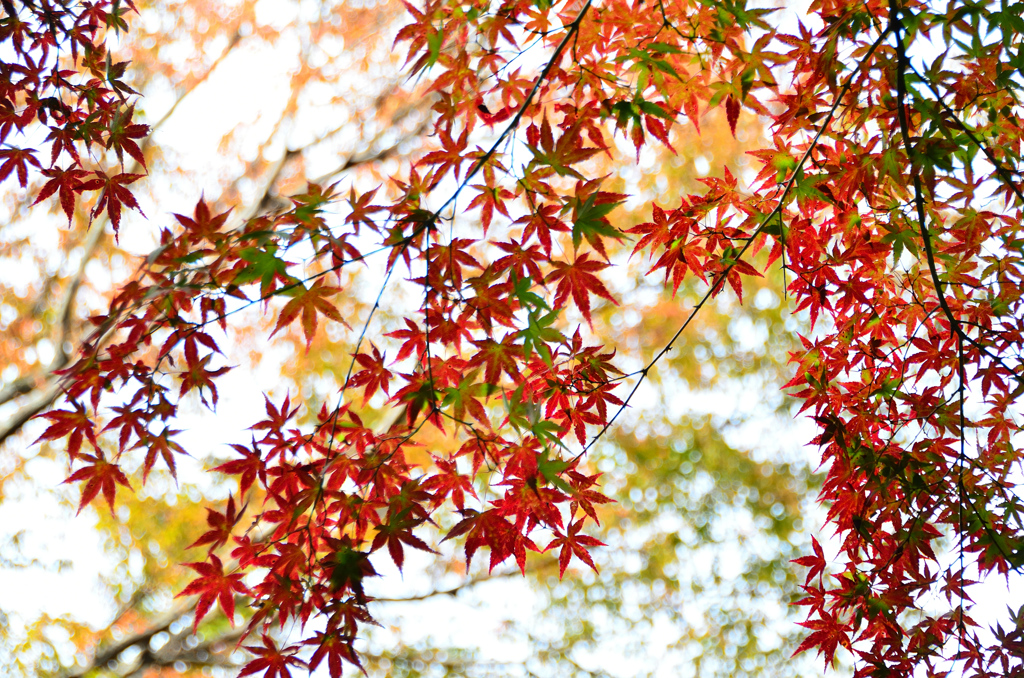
[6,0,1024,675]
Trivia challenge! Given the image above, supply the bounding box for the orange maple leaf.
[271,278,351,348]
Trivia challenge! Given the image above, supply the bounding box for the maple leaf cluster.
[1,0,147,232]
[18,0,1024,676]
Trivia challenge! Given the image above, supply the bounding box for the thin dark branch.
[909,64,1024,207]
[891,0,1017,569]
[435,0,595,217]
[889,0,957,336]
[578,23,892,458]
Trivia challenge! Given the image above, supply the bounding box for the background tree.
[3,0,1023,676]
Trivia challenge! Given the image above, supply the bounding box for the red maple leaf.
[418,126,470,183]
[33,166,90,224]
[64,452,132,514]
[345,185,385,232]
[349,343,393,405]
[174,197,230,240]
[546,518,605,577]
[103,402,150,453]
[370,512,436,571]
[77,170,146,234]
[444,509,539,573]
[466,183,514,234]
[493,236,546,282]
[793,608,852,666]
[469,335,521,385]
[187,495,244,552]
[421,457,477,510]
[212,443,266,496]
[546,253,619,326]
[239,634,307,678]
[105,106,149,169]
[178,337,230,406]
[725,94,741,137]
[791,536,826,584]
[526,117,600,179]
[135,426,186,481]
[566,469,614,524]
[517,201,569,256]
[35,404,99,461]
[305,631,363,676]
[176,554,250,630]
[0,147,40,187]
[386,318,427,362]
[271,278,351,348]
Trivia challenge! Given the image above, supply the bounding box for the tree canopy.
[2,0,1024,676]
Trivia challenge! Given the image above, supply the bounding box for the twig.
[910,63,1024,207]
[578,23,892,457]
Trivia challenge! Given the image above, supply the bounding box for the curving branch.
[229,86,433,226]
[63,565,527,678]
[0,382,63,448]
[0,375,36,408]
[579,23,893,458]
[65,599,196,678]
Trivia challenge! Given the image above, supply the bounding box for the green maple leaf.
[880,223,918,261]
[571,192,625,252]
[521,309,563,367]
[537,447,573,493]
[527,118,600,178]
[234,244,293,298]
